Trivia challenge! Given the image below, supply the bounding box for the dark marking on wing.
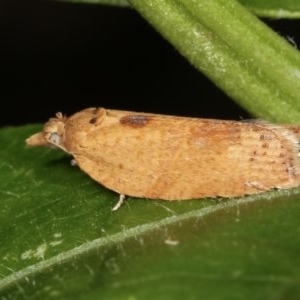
[120,115,151,128]
[89,107,106,125]
[89,117,97,124]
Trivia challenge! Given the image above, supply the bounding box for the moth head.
[26,112,68,152]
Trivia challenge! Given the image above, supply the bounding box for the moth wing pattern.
[57,108,300,200]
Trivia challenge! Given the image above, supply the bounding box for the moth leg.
[70,159,77,167]
[112,194,126,211]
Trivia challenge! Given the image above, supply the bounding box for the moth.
[26,107,300,209]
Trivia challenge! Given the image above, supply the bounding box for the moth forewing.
[26,107,300,201]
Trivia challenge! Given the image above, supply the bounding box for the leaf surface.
[1,125,300,299]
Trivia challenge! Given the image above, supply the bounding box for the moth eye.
[49,132,61,145]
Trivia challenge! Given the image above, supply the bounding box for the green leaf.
[1,125,300,299]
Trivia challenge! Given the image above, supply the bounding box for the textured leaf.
[1,125,300,299]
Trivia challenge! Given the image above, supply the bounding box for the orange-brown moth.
[26,107,300,209]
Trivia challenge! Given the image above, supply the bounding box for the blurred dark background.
[1,0,300,127]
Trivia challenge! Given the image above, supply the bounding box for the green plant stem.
[128,0,300,123]
[239,0,300,19]
[56,0,130,5]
